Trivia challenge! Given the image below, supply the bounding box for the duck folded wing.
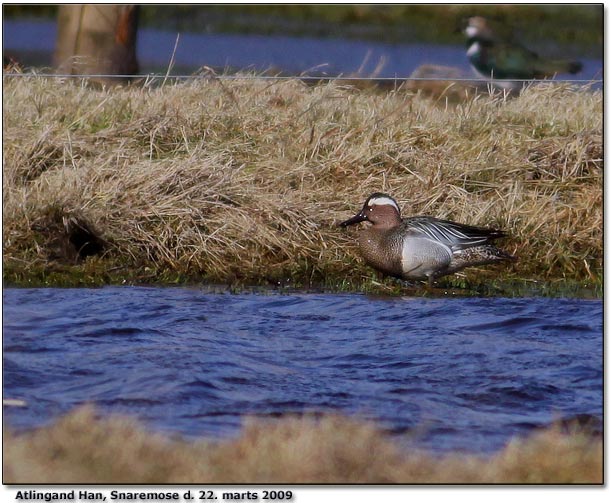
[403,216,506,251]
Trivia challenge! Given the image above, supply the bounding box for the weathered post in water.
[54,4,139,86]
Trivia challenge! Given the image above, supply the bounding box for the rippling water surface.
[3,287,602,453]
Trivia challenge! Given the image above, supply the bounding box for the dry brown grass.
[2,75,602,289]
[2,405,602,484]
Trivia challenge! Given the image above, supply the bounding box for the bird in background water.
[339,193,516,286]
[462,16,583,89]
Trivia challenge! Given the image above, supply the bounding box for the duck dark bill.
[339,211,368,227]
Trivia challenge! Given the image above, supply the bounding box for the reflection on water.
[3,286,602,454]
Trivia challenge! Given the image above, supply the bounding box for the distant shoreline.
[3,4,602,56]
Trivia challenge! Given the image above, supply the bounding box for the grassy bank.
[2,75,602,294]
[3,405,602,483]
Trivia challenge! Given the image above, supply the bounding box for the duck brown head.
[339,193,403,230]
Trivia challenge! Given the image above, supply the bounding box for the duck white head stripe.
[367,196,400,212]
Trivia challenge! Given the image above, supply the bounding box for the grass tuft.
[3,406,602,483]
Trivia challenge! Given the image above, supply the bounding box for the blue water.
[2,287,602,454]
[3,19,603,82]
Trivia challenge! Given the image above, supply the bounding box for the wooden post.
[54,4,139,85]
